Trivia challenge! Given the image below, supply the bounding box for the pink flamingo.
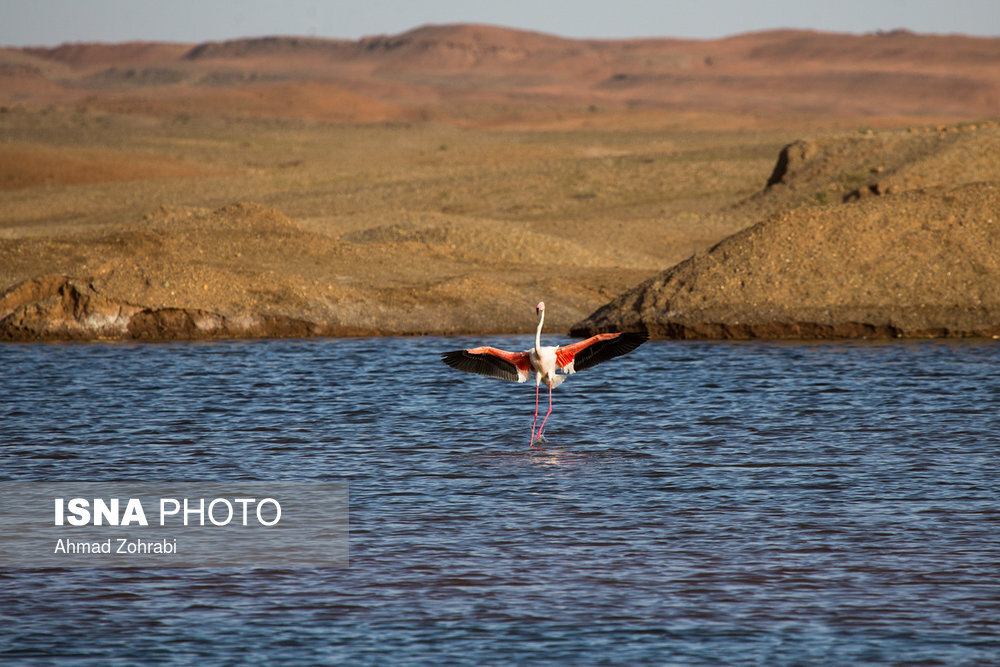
[441,301,648,445]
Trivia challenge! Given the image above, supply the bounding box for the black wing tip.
[440,349,468,368]
[610,330,648,355]
[619,331,649,344]
[600,331,649,353]
[440,348,520,382]
[570,330,648,372]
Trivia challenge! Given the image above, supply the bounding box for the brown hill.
[183,36,353,61]
[0,199,650,341]
[6,25,1000,124]
[23,42,192,70]
[571,124,1000,339]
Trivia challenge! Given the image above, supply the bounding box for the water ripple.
[1,338,999,664]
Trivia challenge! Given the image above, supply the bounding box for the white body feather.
[529,345,565,388]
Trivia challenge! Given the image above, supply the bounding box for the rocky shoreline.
[0,275,330,341]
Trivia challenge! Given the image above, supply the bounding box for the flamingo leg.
[530,382,540,446]
[538,383,553,439]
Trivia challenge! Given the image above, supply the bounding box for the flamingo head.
[535,301,545,315]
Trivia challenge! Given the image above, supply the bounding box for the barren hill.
[571,124,1000,339]
[0,198,651,340]
[6,25,1000,123]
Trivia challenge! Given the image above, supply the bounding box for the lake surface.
[2,337,999,665]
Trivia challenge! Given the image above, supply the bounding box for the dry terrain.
[572,122,1000,338]
[1,25,999,340]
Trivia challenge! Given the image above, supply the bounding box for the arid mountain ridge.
[5,24,1000,123]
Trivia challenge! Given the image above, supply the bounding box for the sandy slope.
[0,195,654,339]
[572,125,1000,338]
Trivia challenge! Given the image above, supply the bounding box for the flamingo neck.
[534,309,544,353]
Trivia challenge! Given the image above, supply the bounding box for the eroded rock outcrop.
[757,122,1000,210]
[0,275,139,340]
[0,274,323,341]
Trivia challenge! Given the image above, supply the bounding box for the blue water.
[2,337,999,665]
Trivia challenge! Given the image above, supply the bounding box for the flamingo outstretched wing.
[440,346,532,383]
[555,332,648,373]
[439,301,648,446]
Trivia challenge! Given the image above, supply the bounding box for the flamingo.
[440,301,648,445]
